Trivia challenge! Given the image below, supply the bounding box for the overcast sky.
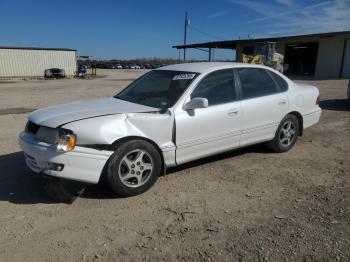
[0,0,349,60]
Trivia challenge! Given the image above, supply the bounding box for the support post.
[208,48,212,62]
[184,12,188,62]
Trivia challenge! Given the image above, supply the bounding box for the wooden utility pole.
[184,12,189,62]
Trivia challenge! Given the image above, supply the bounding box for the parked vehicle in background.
[92,64,107,69]
[115,64,123,69]
[20,62,321,198]
[44,68,66,79]
[129,65,137,69]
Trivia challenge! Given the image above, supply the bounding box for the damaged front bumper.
[19,132,113,184]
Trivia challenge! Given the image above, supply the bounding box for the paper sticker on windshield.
[172,74,196,80]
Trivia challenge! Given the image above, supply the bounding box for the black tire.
[57,69,66,78]
[44,69,53,78]
[267,114,299,153]
[106,139,162,197]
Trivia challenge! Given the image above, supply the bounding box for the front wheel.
[106,139,162,197]
[267,114,299,153]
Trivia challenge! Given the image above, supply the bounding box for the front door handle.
[228,108,239,116]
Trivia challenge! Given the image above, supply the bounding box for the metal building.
[0,46,77,79]
[173,31,350,79]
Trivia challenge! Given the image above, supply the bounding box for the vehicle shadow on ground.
[0,151,124,203]
[0,151,59,204]
[0,145,271,203]
[0,151,112,204]
[166,143,270,175]
[320,99,350,112]
[82,143,272,200]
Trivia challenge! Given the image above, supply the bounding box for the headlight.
[57,134,77,152]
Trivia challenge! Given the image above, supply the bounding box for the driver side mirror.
[183,97,208,111]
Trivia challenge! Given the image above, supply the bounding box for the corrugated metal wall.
[0,49,77,78]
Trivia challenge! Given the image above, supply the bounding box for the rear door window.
[237,68,278,99]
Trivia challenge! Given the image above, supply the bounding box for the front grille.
[25,121,72,145]
[25,121,40,134]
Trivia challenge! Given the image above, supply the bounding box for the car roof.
[156,62,271,74]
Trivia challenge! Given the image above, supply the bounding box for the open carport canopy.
[172,31,350,50]
[172,36,283,50]
[173,40,239,50]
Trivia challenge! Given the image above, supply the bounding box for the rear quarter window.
[268,71,289,92]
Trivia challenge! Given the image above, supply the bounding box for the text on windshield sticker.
[172,74,196,80]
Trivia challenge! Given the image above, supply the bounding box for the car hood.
[28,97,159,128]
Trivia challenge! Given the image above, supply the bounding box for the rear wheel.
[106,139,162,197]
[267,114,299,153]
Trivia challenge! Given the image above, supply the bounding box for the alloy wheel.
[118,149,153,188]
[279,120,296,147]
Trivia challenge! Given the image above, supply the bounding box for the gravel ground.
[0,70,349,262]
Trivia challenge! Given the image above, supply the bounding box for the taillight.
[316,95,320,105]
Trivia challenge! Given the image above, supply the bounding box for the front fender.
[62,112,175,152]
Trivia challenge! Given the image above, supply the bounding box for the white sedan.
[19,62,321,197]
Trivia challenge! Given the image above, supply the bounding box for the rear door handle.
[278,100,287,105]
[228,108,239,116]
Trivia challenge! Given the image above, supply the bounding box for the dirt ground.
[0,69,349,262]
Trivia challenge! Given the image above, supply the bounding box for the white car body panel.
[29,97,158,128]
[175,101,242,164]
[240,92,289,146]
[288,83,322,128]
[19,62,322,184]
[19,132,112,183]
[62,111,177,167]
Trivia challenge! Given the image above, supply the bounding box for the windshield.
[115,70,198,109]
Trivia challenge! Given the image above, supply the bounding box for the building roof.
[0,46,76,51]
[173,30,350,50]
[157,62,270,74]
